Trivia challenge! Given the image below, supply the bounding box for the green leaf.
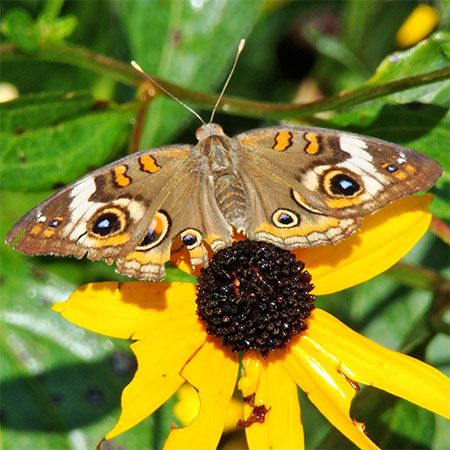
[341,1,413,71]
[427,333,450,377]
[39,0,65,22]
[321,33,450,127]
[381,400,435,447]
[0,241,121,444]
[308,33,449,127]
[0,191,130,446]
[0,91,97,133]
[1,3,78,54]
[119,0,263,146]
[1,8,40,52]
[329,104,450,171]
[0,93,134,191]
[368,32,450,104]
[430,184,450,220]
[305,26,369,78]
[0,240,160,448]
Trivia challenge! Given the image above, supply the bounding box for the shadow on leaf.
[344,103,448,144]
[1,351,135,432]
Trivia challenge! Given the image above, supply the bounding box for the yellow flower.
[53,195,450,449]
[396,4,439,48]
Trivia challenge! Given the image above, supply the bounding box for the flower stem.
[387,262,444,292]
[430,216,450,245]
[40,0,64,21]
[2,42,449,120]
[128,84,155,154]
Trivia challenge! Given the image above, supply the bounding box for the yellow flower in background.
[53,195,450,449]
[396,4,439,48]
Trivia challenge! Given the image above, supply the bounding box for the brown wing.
[6,145,193,262]
[7,144,232,281]
[236,126,442,219]
[116,169,232,280]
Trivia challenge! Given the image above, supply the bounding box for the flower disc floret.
[196,240,315,355]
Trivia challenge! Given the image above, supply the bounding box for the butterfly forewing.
[236,126,442,218]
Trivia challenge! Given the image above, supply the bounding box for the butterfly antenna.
[209,39,245,124]
[131,61,206,125]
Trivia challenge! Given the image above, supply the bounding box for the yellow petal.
[307,309,450,419]
[174,383,244,433]
[396,4,439,48]
[296,196,432,295]
[173,384,200,427]
[53,282,198,339]
[282,338,380,449]
[238,351,262,398]
[241,353,304,450]
[106,318,206,439]
[223,396,244,434]
[170,246,201,277]
[164,338,239,450]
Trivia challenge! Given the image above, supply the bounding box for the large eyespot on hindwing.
[272,209,300,228]
[180,228,203,250]
[322,169,363,197]
[136,211,170,251]
[89,206,128,238]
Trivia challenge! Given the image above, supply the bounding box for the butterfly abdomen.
[195,131,249,232]
[214,173,247,232]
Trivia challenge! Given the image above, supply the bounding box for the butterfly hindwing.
[116,168,232,280]
[238,161,361,249]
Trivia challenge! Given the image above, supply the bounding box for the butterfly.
[5,38,443,281]
[6,120,442,281]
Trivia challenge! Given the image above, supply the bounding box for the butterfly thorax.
[195,123,247,231]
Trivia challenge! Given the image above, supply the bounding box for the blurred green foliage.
[0,1,449,449]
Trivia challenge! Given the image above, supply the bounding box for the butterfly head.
[196,123,226,142]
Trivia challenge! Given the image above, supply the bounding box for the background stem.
[2,42,449,120]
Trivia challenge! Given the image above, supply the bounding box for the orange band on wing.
[91,233,131,247]
[326,197,362,209]
[258,218,340,238]
[304,132,320,155]
[113,165,131,187]
[273,131,293,151]
[404,163,416,174]
[394,171,408,180]
[139,155,161,173]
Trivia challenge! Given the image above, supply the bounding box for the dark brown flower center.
[196,241,315,356]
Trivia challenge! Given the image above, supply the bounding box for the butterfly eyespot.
[136,211,170,251]
[93,213,122,236]
[49,218,62,228]
[385,164,398,173]
[90,207,127,238]
[182,234,197,246]
[272,209,299,228]
[323,170,362,197]
[180,229,203,249]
